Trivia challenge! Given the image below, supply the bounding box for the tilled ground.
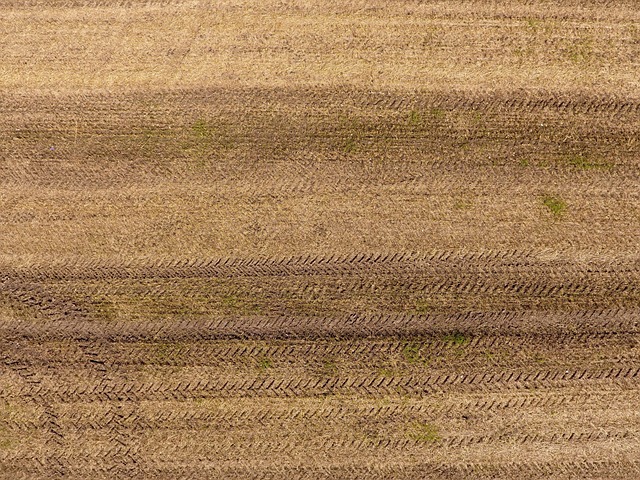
[2,255,639,478]
[2,321,640,478]
[1,0,639,478]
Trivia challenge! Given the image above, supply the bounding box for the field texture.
[1,0,640,478]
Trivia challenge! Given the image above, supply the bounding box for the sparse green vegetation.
[542,195,567,216]
[151,342,184,364]
[0,438,13,450]
[567,38,593,63]
[429,108,445,119]
[377,367,396,377]
[221,294,239,308]
[92,296,118,321]
[192,119,214,138]
[402,343,422,363]
[533,354,547,364]
[0,422,13,450]
[321,360,338,376]
[188,118,234,151]
[524,17,554,34]
[443,331,469,346]
[343,136,358,154]
[408,110,422,125]
[483,351,497,364]
[219,294,261,314]
[453,199,473,210]
[408,422,441,443]
[257,357,273,370]
[525,18,540,30]
[563,153,611,170]
[414,299,431,314]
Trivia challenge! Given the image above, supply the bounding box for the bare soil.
[1,1,639,478]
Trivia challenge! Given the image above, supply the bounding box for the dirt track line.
[114,268,640,294]
[3,250,637,281]
[352,90,640,118]
[6,270,636,323]
[0,281,89,321]
[1,392,627,432]
[1,88,639,190]
[2,88,639,117]
[3,458,640,480]
[8,332,636,368]
[1,250,541,280]
[2,158,638,191]
[3,367,639,403]
[0,350,67,476]
[0,429,634,460]
[1,309,637,341]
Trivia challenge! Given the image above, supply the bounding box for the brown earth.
[1,0,639,478]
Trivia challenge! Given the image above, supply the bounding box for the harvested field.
[1,0,639,478]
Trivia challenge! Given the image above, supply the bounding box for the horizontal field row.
[5,338,634,478]
[2,0,639,93]
[2,394,640,478]
[3,461,640,480]
[2,267,639,323]
[5,391,635,430]
[3,88,640,120]
[3,0,640,19]
[1,428,636,457]
[2,189,638,258]
[1,316,637,402]
[2,387,639,466]
[2,249,638,280]
[1,308,638,341]
[2,370,639,402]
[3,333,638,368]
[2,88,638,187]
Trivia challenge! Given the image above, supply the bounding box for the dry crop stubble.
[1,0,639,478]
